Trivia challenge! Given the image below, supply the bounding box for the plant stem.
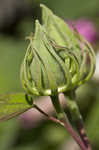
[50,94,65,120]
[75,119,92,150]
[64,91,92,150]
[33,104,64,126]
[62,117,87,150]
[33,104,87,150]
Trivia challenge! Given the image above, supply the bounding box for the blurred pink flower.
[68,18,98,43]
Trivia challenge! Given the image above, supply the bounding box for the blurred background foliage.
[0,0,99,150]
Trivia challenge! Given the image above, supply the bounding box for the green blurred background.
[0,0,99,150]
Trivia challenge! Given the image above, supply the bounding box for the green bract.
[20,4,96,96]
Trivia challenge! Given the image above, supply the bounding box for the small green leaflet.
[0,93,35,122]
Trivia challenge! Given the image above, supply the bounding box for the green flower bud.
[40,4,96,86]
[20,4,96,96]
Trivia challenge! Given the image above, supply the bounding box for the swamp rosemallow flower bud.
[20,4,96,96]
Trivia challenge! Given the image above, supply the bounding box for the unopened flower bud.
[20,4,96,96]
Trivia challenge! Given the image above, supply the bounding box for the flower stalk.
[64,91,92,150]
[34,103,87,150]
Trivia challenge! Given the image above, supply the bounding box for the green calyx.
[20,4,96,96]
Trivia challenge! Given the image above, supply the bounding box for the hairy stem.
[74,119,92,150]
[64,91,92,150]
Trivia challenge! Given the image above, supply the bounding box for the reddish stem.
[75,120,92,150]
[34,104,87,150]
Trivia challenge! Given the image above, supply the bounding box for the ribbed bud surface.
[20,4,96,96]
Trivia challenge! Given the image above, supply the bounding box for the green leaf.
[0,93,35,122]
